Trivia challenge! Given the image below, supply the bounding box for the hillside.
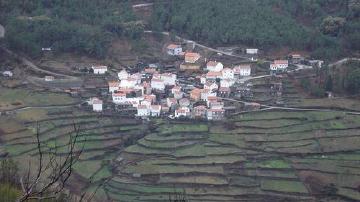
[151,0,360,60]
[0,0,143,58]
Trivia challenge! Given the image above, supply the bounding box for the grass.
[157,123,208,134]
[73,160,103,179]
[209,133,245,148]
[159,175,228,185]
[260,179,308,193]
[245,159,291,169]
[123,164,224,175]
[91,165,112,182]
[0,87,77,110]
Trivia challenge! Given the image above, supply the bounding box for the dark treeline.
[0,0,144,58]
[151,0,360,59]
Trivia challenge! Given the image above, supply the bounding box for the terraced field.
[106,110,360,201]
[0,107,148,200]
[2,107,360,201]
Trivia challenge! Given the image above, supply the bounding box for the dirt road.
[0,24,4,38]
[144,30,252,60]
[1,47,77,79]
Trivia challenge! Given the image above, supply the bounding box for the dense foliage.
[152,0,360,59]
[0,0,143,58]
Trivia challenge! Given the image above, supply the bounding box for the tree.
[344,68,360,93]
[16,122,84,201]
[320,16,346,36]
[325,75,333,91]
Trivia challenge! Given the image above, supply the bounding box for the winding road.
[221,97,360,116]
[144,30,252,60]
[0,24,4,38]
[2,47,77,79]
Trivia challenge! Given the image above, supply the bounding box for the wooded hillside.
[151,0,360,59]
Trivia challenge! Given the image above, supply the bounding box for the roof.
[167,97,177,103]
[150,105,161,110]
[194,105,207,110]
[179,98,190,103]
[108,81,120,87]
[161,73,175,77]
[92,65,107,69]
[144,68,157,74]
[274,60,288,64]
[185,52,200,58]
[112,92,126,97]
[151,78,164,83]
[222,68,233,72]
[167,44,181,49]
[118,69,128,74]
[137,105,148,109]
[207,96,218,101]
[191,88,202,94]
[206,71,222,77]
[207,61,220,67]
[93,99,103,104]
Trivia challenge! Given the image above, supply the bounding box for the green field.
[2,107,360,201]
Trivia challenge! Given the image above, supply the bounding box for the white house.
[167,44,183,56]
[204,81,218,92]
[171,86,181,94]
[137,105,150,117]
[2,71,13,77]
[270,60,288,71]
[206,61,223,72]
[246,48,258,54]
[120,78,137,88]
[206,71,222,80]
[184,52,201,63]
[112,93,143,107]
[108,81,120,93]
[151,79,165,91]
[200,75,207,84]
[221,68,234,79]
[91,65,107,74]
[234,64,251,76]
[174,91,184,100]
[118,70,129,80]
[150,105,161,116]
[140,99,152,107]
[166,98,178,108]
[92,99,103,112]
[201,89,217,101]
[175,107,190,118]
[161,73,177,86]
[44,76,54,81]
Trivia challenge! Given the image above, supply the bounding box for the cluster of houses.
[84,45,319,120]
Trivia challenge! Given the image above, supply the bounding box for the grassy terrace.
[2,107,360,201]
[112,110,360,201]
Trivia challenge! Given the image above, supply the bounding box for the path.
[1,47,77,79]
[144,30,252,60]
[132,3,153,8]
[221,97,360,115]
[0,103,81,115]
[328,58,360,67]
[237,75,272,83]
[0,24,4,38]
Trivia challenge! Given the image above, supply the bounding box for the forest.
[0,0,143,58]
[151,0,360,59]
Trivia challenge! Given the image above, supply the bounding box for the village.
[80,43,322,121]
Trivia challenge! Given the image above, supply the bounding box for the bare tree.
[17,122,84,202]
